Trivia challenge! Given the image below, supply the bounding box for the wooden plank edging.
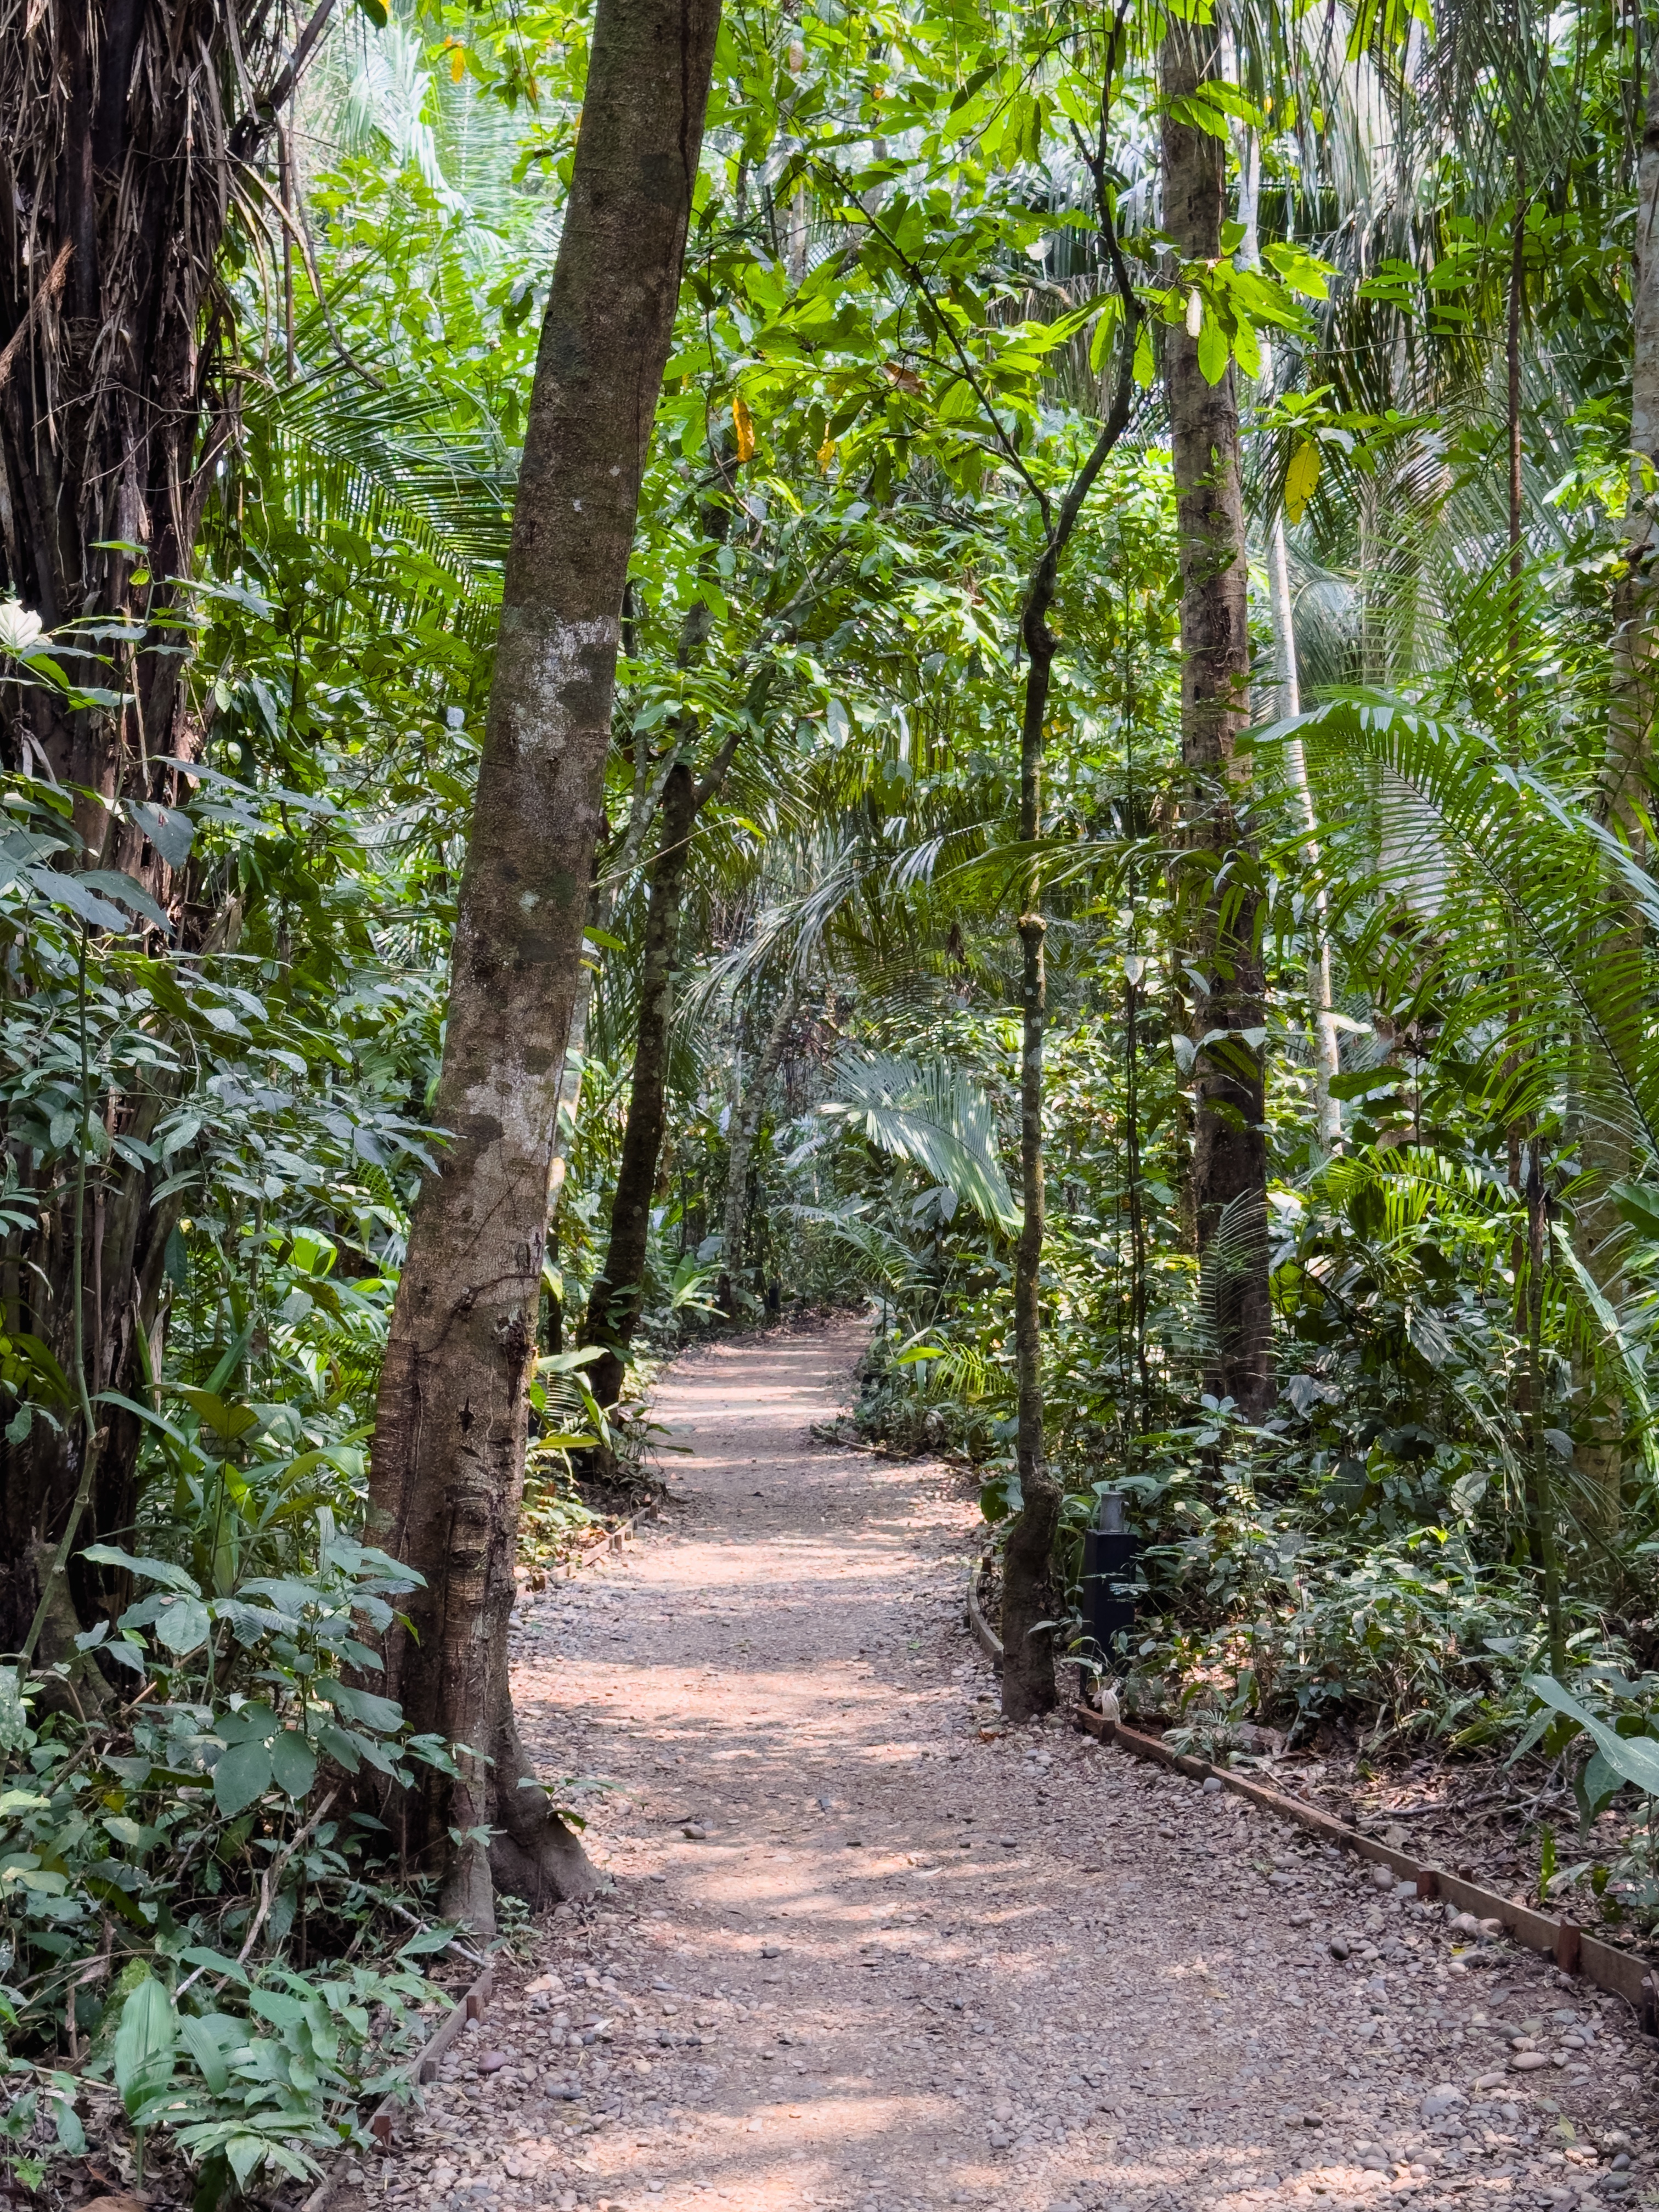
[1075,1707,1659,2022]
[300,1962,494,2212]
[963,1562,1657,2022]
[966,1553,1001,1663]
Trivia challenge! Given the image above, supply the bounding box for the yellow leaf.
[733,394,756,464]
[1284,438,1321,524]
[448,41,466,79]
[816,437,837,470]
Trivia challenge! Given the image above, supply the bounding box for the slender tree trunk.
[546,744,681,1235]
[1000,605,1060,1723]
[1235,128,1340,1156]
[579,481,742,1406]
[1526,1148,1566,1675]
[583,762,698,1410]
[718,985,799,1318]
[366,0,721,1932]
[1162,9,1272,1420]
[1267,517,1342,1155]
[1572,55,1659,1539]
[995,66,1143,1723]
[0,1,326,1650]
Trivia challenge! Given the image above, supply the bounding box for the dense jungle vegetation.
[0,0,1656,2192]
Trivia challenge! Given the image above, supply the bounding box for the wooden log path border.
[965,1560,1659,2030]
[301,1964,494,2212]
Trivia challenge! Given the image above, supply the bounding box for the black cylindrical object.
[1082,1489,1136,1666]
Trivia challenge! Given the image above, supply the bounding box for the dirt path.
[378,1320,1657,2212]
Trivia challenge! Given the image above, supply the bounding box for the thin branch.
[234,159,385,388]
[228,0,338,163]
[0,242,73,394]
[820,170,1053,529]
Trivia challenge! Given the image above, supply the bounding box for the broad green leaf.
[1196,315,1230,387]
[113,1974,177,2118]
[270,1729,318,1798]
[179,2012,242,2096]
[151,1593,211,1655]
[1284,439,1321,524]
[1526,1675,1659,1797]
[323,1680,403,1734]
[1611,1181,1659,1242]
[51,2092,84,2156]
[212,1737,274,1817]
[81,1543,200,1595]
[169,1387,258,1442]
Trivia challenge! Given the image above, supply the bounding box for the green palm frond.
[1259,692,1659,1153]
[816,1049,1019,1231]
[784,1203,932,1300]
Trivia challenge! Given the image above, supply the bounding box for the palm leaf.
[815,1049,1019,1231]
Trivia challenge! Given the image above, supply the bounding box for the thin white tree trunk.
[1238,126,1341,1155]
[1270,516,1342,1153]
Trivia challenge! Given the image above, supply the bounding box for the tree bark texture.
[366,0,721,1932]
[717,985,799,1319]
[1163,12,1273,1421]
[0,0,316,1649]
[1573,54,1659,1536]
[582,761,698,1411]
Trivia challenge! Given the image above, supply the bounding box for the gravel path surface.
[375,1319,1658,2212]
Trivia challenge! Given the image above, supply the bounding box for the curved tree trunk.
[1162,8,1272,1421]
[583,761,698,1410]
[996,82,1143,1724]
[0,0,325,1649]
[1000,628,1060,1723]
[366,0,721,1932]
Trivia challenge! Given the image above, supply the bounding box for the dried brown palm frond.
[0,0,333,799]
[0,0,337,1658]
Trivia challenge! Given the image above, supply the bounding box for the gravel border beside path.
[365,1320,1658,2212]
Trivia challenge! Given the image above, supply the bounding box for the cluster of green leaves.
[0,1585,453,2192]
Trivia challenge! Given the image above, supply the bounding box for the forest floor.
[365,1317,1659,2212]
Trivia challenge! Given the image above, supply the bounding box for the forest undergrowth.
[0,0,1657,2200]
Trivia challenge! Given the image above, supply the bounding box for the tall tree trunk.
[718,984,799,1318]
[1573,56,1659,1539]
[366,0,721,1932]
[996,75,1143,1723]
[582,761,698,1410]
[580,471,743,1408]
[0,0,326,1650]
[1235,126,1340,1158]
[1267,516,1342,1155]
[545,747,681,1232]
[1000,605,1061,1723]
[1162,9,1272,1420]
